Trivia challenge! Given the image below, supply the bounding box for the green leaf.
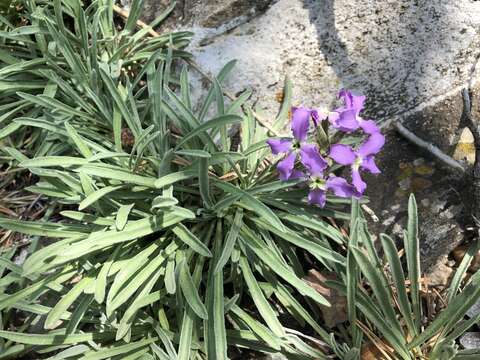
[215,209,243,273]
[275,76,292,124]
[179,259,208,320]
[172,224,212,258]
[408,274,480,349]
[124,0,145,33]
[79,185,123,210]
[45,277,93,329]
[175,149,211,158]
[448,239,480,302]
[405,194,421,330]
[107,243,177,316]
[116,203,134,231]
[230,304,282,351]
[151,196,179,209]
[214,180,286,232]
[381,234,416,336]
[241,226,329,306]
[82,338,154,360]
[76,164,157,187]
[350,246,405,341]
[199,157,213,208]
[254,218,344,264]
[95,247,120,304]
[175,114,242,149]
[0,330,115,345]
[154,170,196,189]
[239,256,285,337]
[64,122,93,158]
[20,156,88,168]
[0,122,21,139]
[205,221,227,359]
[347,215,360,346]
[0,217,87,238]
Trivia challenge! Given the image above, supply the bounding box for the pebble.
[382,215,396,227]
[421,198,431,207]
[399,178,411,191]
[413,158,425,166]
[460,332,480,349]
[467,299,480,319]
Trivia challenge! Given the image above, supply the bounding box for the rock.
[467,299,480,319]
[425,261,453,287]
[460,332,480,350]
[156,0,480,132]
[363,130,467,271]
[13,248,28,266]
[419,210,464,270]
[304,269,347,328]
[143,0,273,29]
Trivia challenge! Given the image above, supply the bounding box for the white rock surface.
[186,0,480,124]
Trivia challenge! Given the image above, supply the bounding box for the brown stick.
[112,5,281,137]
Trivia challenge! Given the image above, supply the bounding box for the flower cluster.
[267,89,385,207]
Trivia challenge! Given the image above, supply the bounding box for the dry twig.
[393,121,466,173]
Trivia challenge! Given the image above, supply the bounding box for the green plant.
[0,1,354,359]
[333,195,480,360]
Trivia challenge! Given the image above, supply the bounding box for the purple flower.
[329,132,385,194]
[296,143,353,207]
[308,175,356,207]
[267,107,319,180]
[328,89,380,134]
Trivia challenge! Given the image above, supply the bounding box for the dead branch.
[393,121,466,173]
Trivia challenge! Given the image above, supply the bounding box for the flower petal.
[312,109,328,127]
[329,144,356,165]
[359,119,380,134]
[351,95,366,115]
[339,89,365,113]
[326,176,355,197]
[277,151,297,181]
[308,189,326,207]
[291,107,311,141]
[300,143,328,176]
[361,155,381,174]
[351,169,367,194]
[290,169,306,180]
[266,138,293,155]
[358,132,385,156]
[334,109,359,132]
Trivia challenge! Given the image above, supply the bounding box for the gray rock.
[467,299,480,319]
[169,0,480,131]
[143,0,273,29]
[460,332,480,350]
